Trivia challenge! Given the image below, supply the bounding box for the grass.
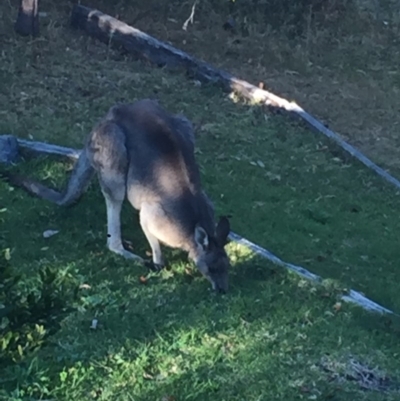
[77,0,400,176]
[2,2,400,400]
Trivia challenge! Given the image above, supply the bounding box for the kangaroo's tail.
[0,150,95,207]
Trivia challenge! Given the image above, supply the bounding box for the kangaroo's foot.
[144,259,165,272]
[108,241,144,263]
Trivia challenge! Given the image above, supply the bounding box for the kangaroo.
[3,99,231,292]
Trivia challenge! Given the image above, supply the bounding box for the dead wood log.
[16,138,81,159]
[0,135,81,162]
[69,5,282,107]
[0,135,19,164]
[14,0,40,37]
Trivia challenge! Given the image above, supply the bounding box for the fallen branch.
[70,5,400,191]
[16,138,81,159]
[1,134,396,316]
[182,1,197,31]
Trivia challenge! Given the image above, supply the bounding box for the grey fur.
[6,99,231,292]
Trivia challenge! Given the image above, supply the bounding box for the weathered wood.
[14,0,40,37]
[70,4,400,191]
[0,135,19,164]
[0,135,81,161]
[70,5,280,106]
[17,138,81,159]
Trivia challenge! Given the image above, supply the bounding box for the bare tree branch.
[182,1,197,31]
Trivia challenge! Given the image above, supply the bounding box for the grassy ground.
[2,2,400,400]
[76,0,400,176]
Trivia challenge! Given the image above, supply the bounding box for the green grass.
[2,176,400,400]
[99,0,400,176]
[2,3,400,400]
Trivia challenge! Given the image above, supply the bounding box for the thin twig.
[182,0,197,31]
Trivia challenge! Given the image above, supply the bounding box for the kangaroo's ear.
[216,216,231,247]
[194,225,209,250]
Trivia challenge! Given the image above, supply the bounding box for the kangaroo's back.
[106,100,215,237]
[109,100,199,193]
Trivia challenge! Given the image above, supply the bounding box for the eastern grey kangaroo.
[3,99,231,292]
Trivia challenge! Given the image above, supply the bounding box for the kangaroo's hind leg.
[138,202,165,272]
[88,121,143,263]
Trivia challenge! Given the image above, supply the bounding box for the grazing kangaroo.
[4,99,231,292]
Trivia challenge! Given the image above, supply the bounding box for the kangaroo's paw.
[108,244,144,263]
[144,259,165,272]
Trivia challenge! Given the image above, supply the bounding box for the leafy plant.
[0,259,79,366]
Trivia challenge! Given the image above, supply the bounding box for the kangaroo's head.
[190,216,231,293]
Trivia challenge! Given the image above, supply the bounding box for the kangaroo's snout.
[207,263,229,294]
[192,216,232,292]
